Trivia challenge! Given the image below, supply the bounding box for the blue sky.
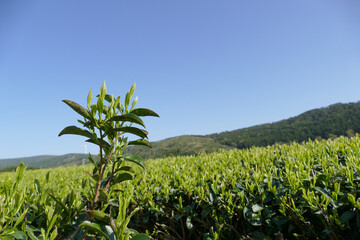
[0,1,359,159]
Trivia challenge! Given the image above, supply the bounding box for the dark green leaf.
[114,173,133,184]
[128,139,152,148]
[9,229,27,240]
[107,114,145,128]
[117,166,134,173]
[130,108,159,117]
[58,126,92,138]
[340,210,356,223]
[63,100,92,119]
[114,127,148,139]
[86,138,111,150]
[122,155,146,169]
[91,174,101,182]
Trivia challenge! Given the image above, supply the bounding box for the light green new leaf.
[122,155,146,169]
[87,89,93,109]
[107,114,145,128]
[63,100,92,120]
[114,127,148,139]
[58,126,92,138]
[131,96,138,110]
[130,108,159,117]
[87,210,111,223]
[100,81,107,98]
[125,83,136,110]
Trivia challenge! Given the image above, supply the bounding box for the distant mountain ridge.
[0,154,98,169]
[1,101,360,169]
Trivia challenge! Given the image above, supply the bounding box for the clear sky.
[0,1,359,159]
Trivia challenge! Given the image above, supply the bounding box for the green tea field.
[1,136,360,239]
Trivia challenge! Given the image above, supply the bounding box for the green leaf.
[58,126,92,138]
[100,225,115,240]
[100,81,107,99]
[130,108,159,117]
[252,204,264,213]
[14,162,25,188]
[114,173,133,184]
[87,210,111,223]
[107,114,145,128]
[114,127,148,139]
[131,233,150,240]
[122,155,146,169]
[116,166,134,173]
[13,209,27,229]
[131,96,138,110]
[128,139,152,148]
[88,153,95,165]
[63,100,92,119]
[104,94,115,103]
[34,179,41,194]
[125,83,136,110]
[79,221,111,240]
[340,210,356,223]
[87,89,93,109]
[86,138,111,150]
[48,193,67,213]
[26,227,39,240]
[0,236,15,240]
[91,174,101,182]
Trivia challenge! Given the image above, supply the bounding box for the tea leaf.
[130,108,159,117]
[63,100,92,120]
[58,126,92,138]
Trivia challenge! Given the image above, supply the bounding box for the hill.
[126,101,360,158]
[2,101,360,168]
[0,154,98,170]
[124,135,233,159]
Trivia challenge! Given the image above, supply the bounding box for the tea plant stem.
[92,130,104,208]
[103,131,122,193]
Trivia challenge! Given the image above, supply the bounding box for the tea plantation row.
[1,136,360,239]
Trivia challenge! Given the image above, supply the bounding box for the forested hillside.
[126,101,360,158]
[210,102,360,148]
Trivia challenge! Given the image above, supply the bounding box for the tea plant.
[58,82,159,239]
